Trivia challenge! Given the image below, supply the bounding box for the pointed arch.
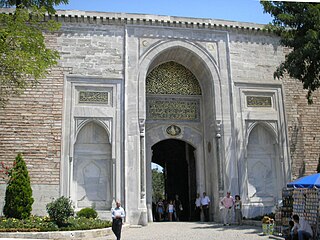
[73,121,112,210]
[247,121,278,143]
[75,118,111,144]
[245,122,282,209]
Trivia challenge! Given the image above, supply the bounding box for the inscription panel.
[246,96,272,108]
[147,98,200,121]
[79,91,109,104]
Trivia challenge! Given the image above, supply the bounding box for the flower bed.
[0,216,112,232]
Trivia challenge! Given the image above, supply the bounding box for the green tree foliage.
[3,153,34,219]
[0,7,61,108]
[261,2,320,103]
[46,196,74,227]
[152,168,164,202]
[0,0,68,14]
[0,0,68,108]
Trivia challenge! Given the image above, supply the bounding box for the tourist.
[194,193,201,221]
[201,192,211,222]
[285,220,296,240]
[152,201,157,221]
[234,195,242,225]
[291,214,313,240]
[156,198,164,221]
[220,191,234,226]
[111,200,125,240]
[167,200,174,221]
[174,194,182,221]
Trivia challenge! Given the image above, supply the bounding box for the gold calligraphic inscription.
[146,61,202,95]
[147,99,200,121]
[166,125,181,136]
[79,91,108,104]
[246,96,272,107]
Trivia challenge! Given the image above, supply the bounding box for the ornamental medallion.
[166,125,181,136]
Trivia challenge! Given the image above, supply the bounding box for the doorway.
[152,139,196,221]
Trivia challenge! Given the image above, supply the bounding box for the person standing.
[111,200,125,240]
[234,195,242,225]
[167,200,174,221]
[173,194,182,221]
[156,198,164,221]
[200,192,211,222]
[194,193,201,221]
[221,191,234,226]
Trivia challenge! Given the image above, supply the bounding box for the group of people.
[194,192,211,222]
[154,194,183,221]
[111,193,315,240]
[286,214,313,240]
[220,191,242,226]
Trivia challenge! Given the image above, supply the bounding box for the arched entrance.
[152,139,196,221]
[140,42,222,223]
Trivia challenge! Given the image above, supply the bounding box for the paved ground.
[105,222,280,240]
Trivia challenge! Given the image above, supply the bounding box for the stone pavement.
[105,222,284,240]
[0,222,284,240]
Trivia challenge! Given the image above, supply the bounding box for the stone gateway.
[0,9,319,225]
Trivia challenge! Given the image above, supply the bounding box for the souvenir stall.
[273,188,294,236]
[286,173,320,240]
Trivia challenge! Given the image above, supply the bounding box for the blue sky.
[57,0,273,24]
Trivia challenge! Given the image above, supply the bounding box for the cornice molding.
[1,8,272,33]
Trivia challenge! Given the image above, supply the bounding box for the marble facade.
[0,9,295,225]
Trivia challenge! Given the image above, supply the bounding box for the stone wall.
[229,29,283,84]
[0,65,66,215]
[229,29,320,179]
[282,77,320,178]
[57,23,124,78]
[0,66,65,185]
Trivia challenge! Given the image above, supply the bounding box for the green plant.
[60,217,112,231]
[0,216,111,232]
[3,153,34,219]
[77,207,98,219]
[46,196,74,227]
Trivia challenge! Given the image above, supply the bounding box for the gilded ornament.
[146,61,202,95]
[166,125,181,136]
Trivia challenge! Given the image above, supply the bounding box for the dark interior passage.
[152,139,196,221]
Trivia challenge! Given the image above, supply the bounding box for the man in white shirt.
[220,191,234,226]
[111,200,126,240]
[194,193,201,221]
[291,214,313,240]
[200,192,211,222]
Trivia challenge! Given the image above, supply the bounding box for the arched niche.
[73,121,112,210]
[246,123,281,204]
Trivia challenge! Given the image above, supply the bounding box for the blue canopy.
[287,173,320,188]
